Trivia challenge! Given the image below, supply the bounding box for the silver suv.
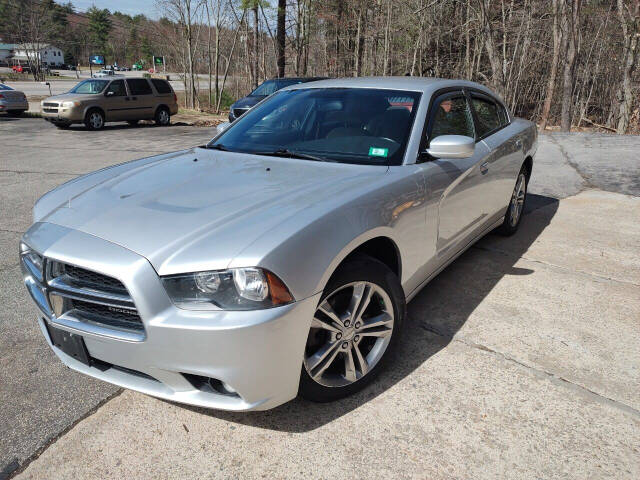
[40,77,179,130]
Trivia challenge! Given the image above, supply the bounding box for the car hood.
[39,148,387,275]
[232,95,266,110]
[43,93,96,102]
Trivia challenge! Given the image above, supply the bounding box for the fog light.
[49,293,64,317]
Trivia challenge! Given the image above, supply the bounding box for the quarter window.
[471,96,508,137]
[429,95,475,141]
[151,79,172,94]
[126,79,152,95]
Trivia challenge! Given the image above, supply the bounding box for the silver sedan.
[0,83,28,116]
[20,77,536,410]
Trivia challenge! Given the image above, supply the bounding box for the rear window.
[127,79,152,95]
[151,79,172,94]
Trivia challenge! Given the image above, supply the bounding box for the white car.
[93,70,121,78]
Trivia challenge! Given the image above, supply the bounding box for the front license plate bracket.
[44,322,92,366]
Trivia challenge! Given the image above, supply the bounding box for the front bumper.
[40,105,84,123]
[22,222,319,411]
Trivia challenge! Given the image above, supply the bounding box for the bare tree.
[276,0,286,77]
[615,0,640,133]
[540,0,563,131]
[560,0,581,132]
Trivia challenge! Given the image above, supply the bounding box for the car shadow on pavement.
[177,193,559,432]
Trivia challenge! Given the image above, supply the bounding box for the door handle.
[125,97,130,101]
[480,162,489,174]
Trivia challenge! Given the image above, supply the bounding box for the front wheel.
[497,168,528,236]
[84,109,105,130]
[299,255,405,402]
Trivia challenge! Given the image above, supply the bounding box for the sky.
[65,0,161,19]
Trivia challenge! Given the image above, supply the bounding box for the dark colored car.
[228,77,326,122]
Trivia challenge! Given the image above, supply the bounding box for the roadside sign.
[153,56,164,65]
[89,55,105,65]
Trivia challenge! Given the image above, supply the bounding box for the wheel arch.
[83,105,105,120]
[523,155,533,181]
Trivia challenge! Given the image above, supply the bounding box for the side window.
[105,79,126,97]
[127,79,153,96]
[151,79,172,94]
[429,94,475,141]
[471,96,506,137]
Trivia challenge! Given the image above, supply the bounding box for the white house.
[0,43,15,63]
[10,43,65,67]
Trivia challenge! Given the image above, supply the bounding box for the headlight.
[62,101,81,108]
[161,267,294,311]
[20,242,44,281]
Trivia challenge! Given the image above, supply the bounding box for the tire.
[154,106,170,126]
[7,110,25,117]
[84,109,105,130]
[127,120,139,126]
[299,254,405,402]
[497,166,528,236]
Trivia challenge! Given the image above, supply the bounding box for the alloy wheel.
[158,109,170,125]
[89,112,103,129]
[304,281,394,388]
[509,173,526,226]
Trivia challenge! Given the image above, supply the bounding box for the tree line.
[1,0,639,134]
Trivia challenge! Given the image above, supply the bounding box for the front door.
[103,79,129,121]
[423,91,493,259]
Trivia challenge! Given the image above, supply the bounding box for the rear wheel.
[497,167,528,236]
[299,255,405,402]
[84,109,105,130]
[155,106,170,126]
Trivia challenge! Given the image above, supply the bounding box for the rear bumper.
[0,100,28,111]
[22,222,318,411]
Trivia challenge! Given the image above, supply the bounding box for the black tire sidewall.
[84,109,104,130]
[155,107,170,125]
[299,254,406,403]
[498,167,528,236]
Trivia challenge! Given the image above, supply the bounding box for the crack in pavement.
[472,244,640,287]
[547,134,595,190]
[418,322,640,420]
[4,389,124,480]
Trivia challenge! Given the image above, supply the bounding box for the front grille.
[43,102,59,107]
[43,108,58,113]
[233,108,248,118]
[47,261,144,335]
[62,263,127,294]
[70,299,143,331]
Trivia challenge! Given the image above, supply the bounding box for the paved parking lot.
[1,118,639,479]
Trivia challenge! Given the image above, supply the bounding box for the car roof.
[282,76,502,101]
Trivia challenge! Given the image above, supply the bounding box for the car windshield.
[68,79,108,94]
[209,87,421,166]
[0,84,14,91]
[249,80,278,96]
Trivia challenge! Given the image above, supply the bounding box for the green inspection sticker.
[368,147,389,157]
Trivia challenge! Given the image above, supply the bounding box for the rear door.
[424,90,493,258]
[468,92,521,220]
[125,79,155,119]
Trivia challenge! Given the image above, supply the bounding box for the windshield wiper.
[253,149,329,162]
[205,143,229,151]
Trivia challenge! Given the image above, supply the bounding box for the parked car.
[39,77,178,130]
[20,77,536,411]
[0,83,28,116]
[228,76,326,122]
[92,69,118,78]
[11,65,31,73]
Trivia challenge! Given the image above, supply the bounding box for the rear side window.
[151,79,172,94]
[471,96,508,137]
[126,79,152,95]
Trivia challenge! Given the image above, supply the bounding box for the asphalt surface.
[1,118,639,479]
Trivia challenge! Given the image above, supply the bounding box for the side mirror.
[215,122,231,135]
[425,135,475,159]
[105,91,114,96]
